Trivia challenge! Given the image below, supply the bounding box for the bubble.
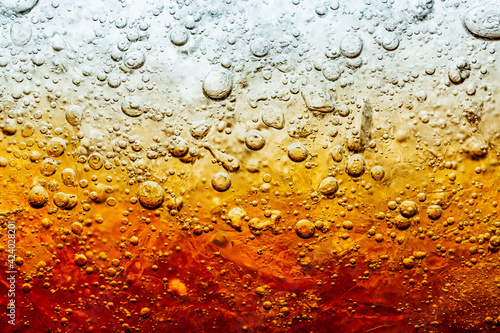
[400,200,418,218]
[53,192,69,208]
[211,172,231,192]
[1,0,39,14]
[88,153,104,170]
[71,222,83,235]
[22,283,32,293]
[331,145,344,162]
[170,28,188,46]
[315,3,327,16]
[301,85,335,112]
[28,185,48,208]
[245,130,266,150]
[10,21,32,46]
[448,58,470,84]
[381,32,399,51]
[426,205,442,220]
[370,166,385,181]
[340,33,363,58]
[250,37,270,57]
[21,122,35,137]
[46,137,66,158]
[74,254,87,267]
[137,181,164,209]
[287,142,308,162]
[275,55,295,74]
[124,50,146,69]
[345,154,365,177]
[61,168,76,187]
[202,69,233,101]
[295,219,315,239]
[261,106,285,129]
[107,75,121,88]
[394,215,411,230]
[40,158,58,177]
[490,236,500,247]
[2,119,17,135]
[190,120,212,140]
[121,96,143,117]
[337,105,350,117]
[318,177,338,196]
[140,307,151,319]
[115,16,127,29]
[168,137,189,157]
[65,105,83,126]
[52,34,65,51]
[402,258,414,269]
[463,1,500,39]
[322,63,341,81]
[52,192,78,210]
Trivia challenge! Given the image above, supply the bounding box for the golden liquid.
[1,1,500,332]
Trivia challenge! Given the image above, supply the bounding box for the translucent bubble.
[168,137,189,157]
[211,172,231,192]
[331,145,344,162]
[10,21,32,46]
[107,75,121,88]
[394,215,411,230]
[337,105,350,117]
[61,168,76,187]
[345,154,365,177]
[490,235,500,248]
[400,200,418,218]
[202,69,233,100]
[32,53,45,66]
[137,181,164,209]
[40,158,58,177]
[46,137,66,157]
[287,142,308,162]
[322,63,341,81]
[53,192,69,208]
[115,16,127,29]
[2,119,17,135]
[124,50,146,69]
[370,166,385,181]
[52,34,65,51]
[21,122,35,137]
[463,1,500,39]
[426,205,442,220]
[318,177,338,196]
[88,153,104,170]
[315,3,327,16]
[261,106,285,129]
[57,193,77,210]
[65,105,83,126]
[170,28,189,46]
[402,258,414,269]
[245,130,266,151]
[295,219,315,239]
[381,32,399,51]
[71,222,83,235]
[28,185,48,208]
[340,33,363,58]
[121,96,143,117]
[250,37,270,57]
[301,85,335,112]
[1,0,39,14]
[74,254,87,267]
